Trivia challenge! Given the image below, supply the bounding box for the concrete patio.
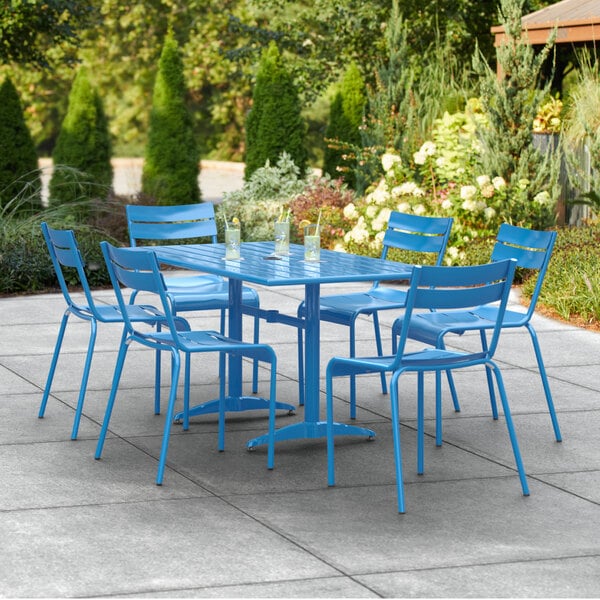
[1,275,600,597]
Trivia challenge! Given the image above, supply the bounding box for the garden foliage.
[323,62,366,189]
[0,76,41,213]
[142,32,200,205]
[49,67,113,209]
[244,42,307,180]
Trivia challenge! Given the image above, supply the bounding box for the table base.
[246,421,376,449]
[174,395,296,422]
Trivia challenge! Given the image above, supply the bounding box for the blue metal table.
[153,242,413,447]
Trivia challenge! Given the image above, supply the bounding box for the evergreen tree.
[323,63,366,189]
[473,0,559,228]
[0,77,41,212]
[245,42,307,180]
[357,2,417,191]
[49,67,112,208]
[142,32,200,205]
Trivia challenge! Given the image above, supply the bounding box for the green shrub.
[142,32,200,205]
[523,224,600,326]
[217,152,307,242]
[0,76,41,213]
[244,42,307,180]
[323,63,366,189]
[49,67,113,210]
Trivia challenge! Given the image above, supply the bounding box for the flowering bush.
[337,100,557,264]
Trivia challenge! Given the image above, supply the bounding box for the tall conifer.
[0,77,41,212]
[323,63,366,189]
[49,67,112,208]
[245,42,307,180]
[142,32,200,205]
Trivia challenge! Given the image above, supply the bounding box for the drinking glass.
[274,220,290,256]
[225,222,241,260]
[303,224,320,261]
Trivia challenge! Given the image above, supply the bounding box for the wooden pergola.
[492,0,600,47]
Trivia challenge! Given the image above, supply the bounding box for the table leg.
[174,277,295,421]
[247,282,375,448]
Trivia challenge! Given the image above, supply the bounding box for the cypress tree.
[473,0,559,228]
[142,32,200,205]
[245,42,307,180]
[0,76,41,213]
[49,67,113,208]
[323,63,366,189]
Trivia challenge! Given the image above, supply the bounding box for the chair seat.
[398,306,530,346]
[300,288,408,325]
[164,277,260,312]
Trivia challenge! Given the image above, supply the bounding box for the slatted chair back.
[490,223,557,322]
[126,203,218,246]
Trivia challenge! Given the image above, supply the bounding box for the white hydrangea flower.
[484,207,496,220]
[366,204,378,218]
[343,203,358,219]
[333,242,346,252]
[397,202,411,213]
[435,156,446,168]
[413,204,426,215]
[492,176,506,190]
[534,190,552,205]
[421,141,436,156]
[369,181,390,205]
[476,175,491,187]
[460,185,477,201]
[476,200,487,212]
[441,199,453,210]
[413,151,427,165]
[461,199,477,212]
[371,207,391,232]
[480,183,495,198]
[381,153,401,173]
[447,246,459,258]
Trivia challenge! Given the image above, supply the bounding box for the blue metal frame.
[39,222,171,439]
[391,223,562,442]
[150,242,414,447]
[127,203,262,394]
[325,260,529,513]
[97,242,278,485]
[295,212,453,417]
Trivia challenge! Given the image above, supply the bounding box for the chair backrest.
[41,222,102,319]
[381,211,453,264]
[126,203,218,247]
[490,223,556,317]
[101,241,179,337]
[394,259,517,367]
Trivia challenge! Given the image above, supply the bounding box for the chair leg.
[479,330,498,419]
[349,321,357,419]
[95,342,129,460]
[154,324,162,416]
[182,351,191,432]
[252,314,260,394]
[372,312,388,395]
[489,362,530,496]
[218,351,226,452]
[326,366,336,487]
[297,308,305,407]
[417,371,425,475]
[266,350,277,470]
[39,312,70,419]
[156,350,181,486]
[389,370,406,514]
[527,324,562,442]
[435,370,443,446]
[70,319,98,440]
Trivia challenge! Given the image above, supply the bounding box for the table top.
[153,242,413,287]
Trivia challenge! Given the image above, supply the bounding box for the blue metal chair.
[126,203,261,393]
[297,211,453,416]
[39,222,174,440]
[391,223,562,442]
[97,241,277,485]
[325,259,529,513]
